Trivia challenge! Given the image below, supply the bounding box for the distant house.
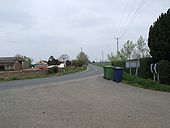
[34,60,48,70]
[58,63,66,69]
[0,57,23,71]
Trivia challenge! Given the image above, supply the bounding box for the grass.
[58,66,87,75]
[0,75,48,82]
[0,66,87,82]
[123,72,170,92]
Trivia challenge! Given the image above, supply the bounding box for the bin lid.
[113,66,123,69]
[103,66,113,68]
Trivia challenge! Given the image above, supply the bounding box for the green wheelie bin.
[103,66,107,79]
[103,66,114,80]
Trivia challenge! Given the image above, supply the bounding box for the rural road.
[0,64,102,90]
[0,64,170,128]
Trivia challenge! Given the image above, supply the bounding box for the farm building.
[0,57,23,71]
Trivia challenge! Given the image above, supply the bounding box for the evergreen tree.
[148,9,170,62]
[47,56,60,66]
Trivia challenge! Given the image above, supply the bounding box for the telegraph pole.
[102,51,104,62]
[114,37,120,53]
[80,46,83,53]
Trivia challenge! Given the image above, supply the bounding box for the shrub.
[158,60,170,85]
[111,60,125,67]
[48,66,58,74]
[72,60,78,67]
[138,58,153,79]
[72,59,83,67]
[111,58,153,79]
[66,60,71,66]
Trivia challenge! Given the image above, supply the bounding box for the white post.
[135,56,140,76]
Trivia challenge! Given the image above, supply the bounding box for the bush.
[111,58,153,79]
[66,60,71,66]
[158,60,170,85]
[72,60,78,67]
[0,77,5,81]
[138,58,153,79]
[111,60,125,67]
[72,59,83,67]
[48,66,58,74]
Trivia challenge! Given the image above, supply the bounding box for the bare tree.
[58,54,69,62]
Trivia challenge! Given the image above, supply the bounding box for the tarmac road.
[0,64,102,91]
[0,64,170,128]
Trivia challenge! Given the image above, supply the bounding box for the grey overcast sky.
[0,0,169,62]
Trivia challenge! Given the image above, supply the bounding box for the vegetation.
[58,54,70,62]
[71,51,89,67]
[108,40,136,61]
[110,58,153,79]
[15,54,33,68]
[104,9,170,89]
[133,36,150,58]
[0,74,48,82]
[148,9,170,62]
[59,66,87,75]
[158,60,170,85]
[47,56,60,66]
[123,72,170,92]
[121,40,136,60]
[0,66,86,82]
[108,36,150,62]
[66,60,72,66]
[77,51,89,66]
[48,66,58,74]
[94,63,170,92]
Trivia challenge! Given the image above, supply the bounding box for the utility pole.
[102,51,104,62]
[80,46,83,53]
[114,37,120,53]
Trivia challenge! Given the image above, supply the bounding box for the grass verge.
[94,64,170,92]
[123,72,170,92]
[0,66,87,82]
[57,66,87,75]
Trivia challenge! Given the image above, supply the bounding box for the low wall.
[0,69,49,79]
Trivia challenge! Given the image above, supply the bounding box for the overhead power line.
[120,0,145,38]
[117,0,138,37]
[116,0,130,37]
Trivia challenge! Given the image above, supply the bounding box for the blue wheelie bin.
[113,67,123,82]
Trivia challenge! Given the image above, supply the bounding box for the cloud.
[0,0,169,62]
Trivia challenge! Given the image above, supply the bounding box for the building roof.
[0,57,19,62]
[0,57,23,66]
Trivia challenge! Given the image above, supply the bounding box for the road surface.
[0,64,170,128]
[0,64,102,90]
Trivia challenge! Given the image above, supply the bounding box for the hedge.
[111,58,153,79]
[158,60,170,85]
[111,58,170,85]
